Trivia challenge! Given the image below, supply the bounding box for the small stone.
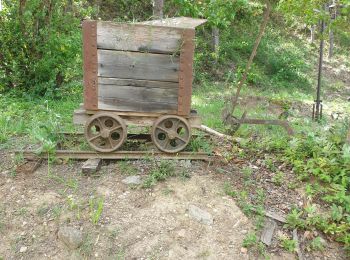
[58,226,83,250]
[19,246,27,253]
[177,229,186,238]
[241,230,248,234]
[188,205,213,225]
[240,247,247,254]
[122,175,142,185]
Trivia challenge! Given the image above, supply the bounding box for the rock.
[19,246,27,253]
[58,226,83,249]
[240,247,247,254]
[188,205,213,225]
[177,229,186,238]
[122,175,142,185]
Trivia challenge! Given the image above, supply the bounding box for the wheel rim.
[152,115,191,153]
[84,113,126,152]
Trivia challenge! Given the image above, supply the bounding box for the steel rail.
[15,149,213,161]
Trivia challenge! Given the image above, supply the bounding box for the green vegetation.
[1,0,350,257]
[89,196,104,225]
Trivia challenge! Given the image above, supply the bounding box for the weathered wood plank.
[260,218,277,246]
[97,22,182,54]
[178,29,195,116]
[83,20,98,110]
[138,17,207,29]
[98,50,179,82]
[98,97,178,113]
[98,77,178,89]
[98,84,178,104]
[82,158,102,175]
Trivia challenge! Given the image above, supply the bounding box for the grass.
[89,196,104,225]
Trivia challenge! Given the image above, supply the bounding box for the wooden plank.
[98,84,178,104]
[83,20,98,110]
[178,29,195,115]
[265,211,287,223]
[293,229,304,260]
[82,159,102,175]
[97,22,182,54]
[260,218,277,246]
[98,77,178,89]
[97,50,179,82]
[138,17,207,29]
[98,97,178,113]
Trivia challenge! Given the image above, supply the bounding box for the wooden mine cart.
[74,17,207,153]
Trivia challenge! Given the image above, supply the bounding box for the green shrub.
[0,0,92,95]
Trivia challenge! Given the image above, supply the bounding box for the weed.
[189,135,212,153]
[66,195,81,220]
[108,227,120,240]
[52,205,62,219]
[242,232,258,248]
[162,187,175,195]
[37,204,50,217]
[264,157,277,172]
[114,248,126,260]
[142,160,175,188]
[272,171,284,186]
[280,238,296,252]
[309,237,325,251]
[89,197,104,225]
[80,234,94,257]
[224,182,237,197]
[118,161,137,175]
[285,208,305,229]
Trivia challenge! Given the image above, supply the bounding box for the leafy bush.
[0,0,92,95]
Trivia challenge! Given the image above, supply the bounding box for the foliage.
[280,237,297,252]
[89,196,104,225]
[173,0,250,29]
[87,0,152,21]
[0,0,92,95]
[143,160,176,188]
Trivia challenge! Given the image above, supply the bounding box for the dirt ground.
[0,150,255,260]
[0,147,347,260]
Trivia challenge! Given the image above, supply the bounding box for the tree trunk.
[310,25,316,43]
[223,0,272,123]
[0,0,3,11]
[329,29,334,59]
[212,27,220,55]
[152,0,164,19]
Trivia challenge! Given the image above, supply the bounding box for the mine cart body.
[82,17,206,116]
[75,17,206,153]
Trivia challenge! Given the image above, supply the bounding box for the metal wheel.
[84,112,127,152]
[151,115,191,153]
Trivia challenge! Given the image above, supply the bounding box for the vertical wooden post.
[178,29,195,116]
[83,20,98,110]
[152,0,164,19]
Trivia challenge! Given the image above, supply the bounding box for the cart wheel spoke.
[156,126,171,135]
[174,134,187,143]
[110,125,122,132]
[88,134,101,142]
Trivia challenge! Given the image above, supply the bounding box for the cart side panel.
[178,29,195,116]
[97,22,182,54]
[83,20,98,110]
[96,22,182,114]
